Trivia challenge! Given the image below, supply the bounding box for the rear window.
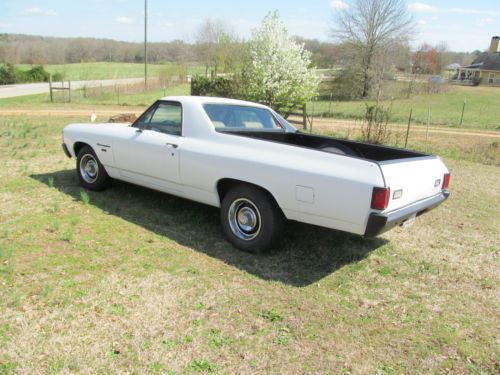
[203,104,283,130]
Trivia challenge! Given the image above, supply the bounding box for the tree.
[243,12,321,114]
[412,42,449,75]
[196,19,241,76]
[331,0,414,97]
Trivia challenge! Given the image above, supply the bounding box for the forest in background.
[0,33,478,69]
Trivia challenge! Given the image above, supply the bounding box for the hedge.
[190,75,242,99]
[0,64,57,85]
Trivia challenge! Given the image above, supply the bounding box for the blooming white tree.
[244,12,321,114]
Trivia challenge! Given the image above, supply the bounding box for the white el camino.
[62,96,450,252]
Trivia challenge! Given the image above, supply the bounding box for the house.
[454,36,500,86]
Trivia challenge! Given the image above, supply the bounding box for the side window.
[137,102,182,136]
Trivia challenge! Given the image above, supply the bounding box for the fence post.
[68,80,71,103]
[405,107,412,148]
[116,85,120,105]
[328,93,333,116]
[49,74,53,102]
[302,105,307,131]
[459,99,466,127]
[425,107,431,152]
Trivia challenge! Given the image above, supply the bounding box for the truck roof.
[159,95,268,109]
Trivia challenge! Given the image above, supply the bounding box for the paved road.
[0,77,145,99]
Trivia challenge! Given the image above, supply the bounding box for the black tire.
[76,145,111,191]
[220,184,284,253]
[319,141,358,156]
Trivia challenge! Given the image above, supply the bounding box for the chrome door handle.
[165,143,178,148]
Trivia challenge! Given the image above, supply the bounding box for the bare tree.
[196,19,239,76]
[331,0,414,97]
[435,41,449,74]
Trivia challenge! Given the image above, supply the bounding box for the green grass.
[0,115,498,373]
[17,62,205,81]
[310,85,500,130]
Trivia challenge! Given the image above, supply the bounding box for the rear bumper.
[364,191,450,237]
[62,143,72,158]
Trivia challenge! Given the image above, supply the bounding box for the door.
[113,101,184,193]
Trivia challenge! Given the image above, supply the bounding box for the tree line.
[0,33,477,72]
[0,34,198,65]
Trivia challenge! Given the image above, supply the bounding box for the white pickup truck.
[62,96,450,252]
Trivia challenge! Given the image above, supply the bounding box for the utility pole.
[144,0,148,90]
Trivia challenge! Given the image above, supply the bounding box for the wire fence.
[50,75,186,105]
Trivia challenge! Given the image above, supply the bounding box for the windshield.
[203,104,284,131]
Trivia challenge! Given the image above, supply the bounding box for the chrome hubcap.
[79,154,98,183]
[228,198,261,241]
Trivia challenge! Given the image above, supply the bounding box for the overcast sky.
[0,0,498,52]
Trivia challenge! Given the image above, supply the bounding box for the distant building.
[446,63,461,71]
[454,36,500,86]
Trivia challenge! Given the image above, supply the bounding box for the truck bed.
[219,129,447,214]
[220,130,427,162]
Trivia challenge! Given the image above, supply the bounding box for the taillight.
[371,187,390,210]
[443,173,450,190]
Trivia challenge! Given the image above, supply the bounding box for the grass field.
[310,85,500,130]
[17,62,205,81]
[0,115,498,373]
[0,83,191,108]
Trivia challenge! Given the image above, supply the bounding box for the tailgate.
[379,157,447,211]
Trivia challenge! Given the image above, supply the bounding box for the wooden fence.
[286,105,309,130]
[49,75,71,102]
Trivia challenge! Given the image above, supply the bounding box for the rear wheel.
[220,185,284,253]
[319,141,358,156]
[76,145,111,191]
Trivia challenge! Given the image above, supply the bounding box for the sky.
[0,0,498,52]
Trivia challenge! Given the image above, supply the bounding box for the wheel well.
[216,178,283,213]
[73,142,90,156]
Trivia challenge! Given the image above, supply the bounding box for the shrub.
[0,64,16,85]
[362,103,391,144]
[0,64,51,85]
[51,72,65,82]
[191,75,241,98]
[327,68,365,101]
[22,65,50,83]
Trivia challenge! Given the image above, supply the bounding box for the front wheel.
[220,185,284,253]
[76,145,111,191]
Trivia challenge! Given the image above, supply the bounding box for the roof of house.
[464,52,500,71]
